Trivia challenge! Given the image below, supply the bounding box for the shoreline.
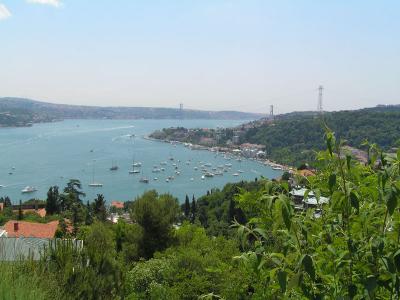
[143,135,292,172]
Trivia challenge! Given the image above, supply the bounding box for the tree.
[93,194,107,222]
[46,186,60,215]
[4,196,11,207]
[190,197,197,223]
[18,200,23,220]
[184,195,190,219]
[64,179,85,203]
[85,200,93,225]
[130,190,179,258]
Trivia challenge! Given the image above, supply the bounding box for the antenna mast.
[318,85,323,114]
[270,105,274,120]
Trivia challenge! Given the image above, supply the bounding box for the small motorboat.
[21,186,37,193]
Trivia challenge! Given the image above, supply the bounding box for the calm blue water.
[0,119,282,204]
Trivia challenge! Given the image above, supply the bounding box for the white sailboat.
[89,160,103,187]
[129,157,140,174]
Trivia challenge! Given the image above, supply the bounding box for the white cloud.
[0,4,11,20]
[26,0,62,7]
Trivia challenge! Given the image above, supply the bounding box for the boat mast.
[92,159,95,183]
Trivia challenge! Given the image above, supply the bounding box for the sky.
[0,0,399,114]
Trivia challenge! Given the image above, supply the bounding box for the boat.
[160,161,167,165]
[21,186,37,193]
[130,158,141,174]
[201,175,205,180]
[139,177,149,183]
[232,173,239,176]
[89,160,103,187]
[153,177,158,181]
[204,172,214,178]
[214,171,223,176]
[238,170,244,173]
[190,178,194,181]
[225,163,232,167]
[152,168,161,173]
[0,185,4,188]
[132,162,142,167]
[110,161,119,171]
[272,166,283,170]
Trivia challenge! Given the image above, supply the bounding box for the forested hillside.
[244,109,400,166]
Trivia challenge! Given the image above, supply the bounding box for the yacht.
[21,186,37,193]
[272,166,283,170]
[232,173,239,176]
[204,172,214,178]
[130,158,141,174]
[110,161,119,171]
[139,177,149,183]
[89,160,103,187]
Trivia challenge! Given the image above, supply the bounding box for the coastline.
[143,135,292,172]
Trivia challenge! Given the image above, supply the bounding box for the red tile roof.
[298,169,316,177]
[4,220,59,238]
[111,201,124,209]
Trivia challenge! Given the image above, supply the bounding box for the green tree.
[18,200,23,220]
[190,197,197,223]
[45,186,60,215]
[93,194,107,222]
[130,190,179,258]
[184,194,190,219]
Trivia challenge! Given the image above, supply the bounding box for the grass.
[0,262,49,300]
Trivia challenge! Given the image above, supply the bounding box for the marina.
[0,119,282,203]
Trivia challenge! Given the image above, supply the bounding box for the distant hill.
[150,104,400,167]
[0,97,264,127]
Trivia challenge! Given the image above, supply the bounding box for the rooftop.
[4,220,59,238]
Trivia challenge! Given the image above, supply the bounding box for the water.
[0,119,282,204]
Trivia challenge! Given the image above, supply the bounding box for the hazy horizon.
[0,1,399,114]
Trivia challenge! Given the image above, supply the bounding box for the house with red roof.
[4,220,59,238]
[111,201,124,209]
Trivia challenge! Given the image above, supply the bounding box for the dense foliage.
[245,110,400,166]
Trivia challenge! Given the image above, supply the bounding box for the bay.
[0,119,282,204]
